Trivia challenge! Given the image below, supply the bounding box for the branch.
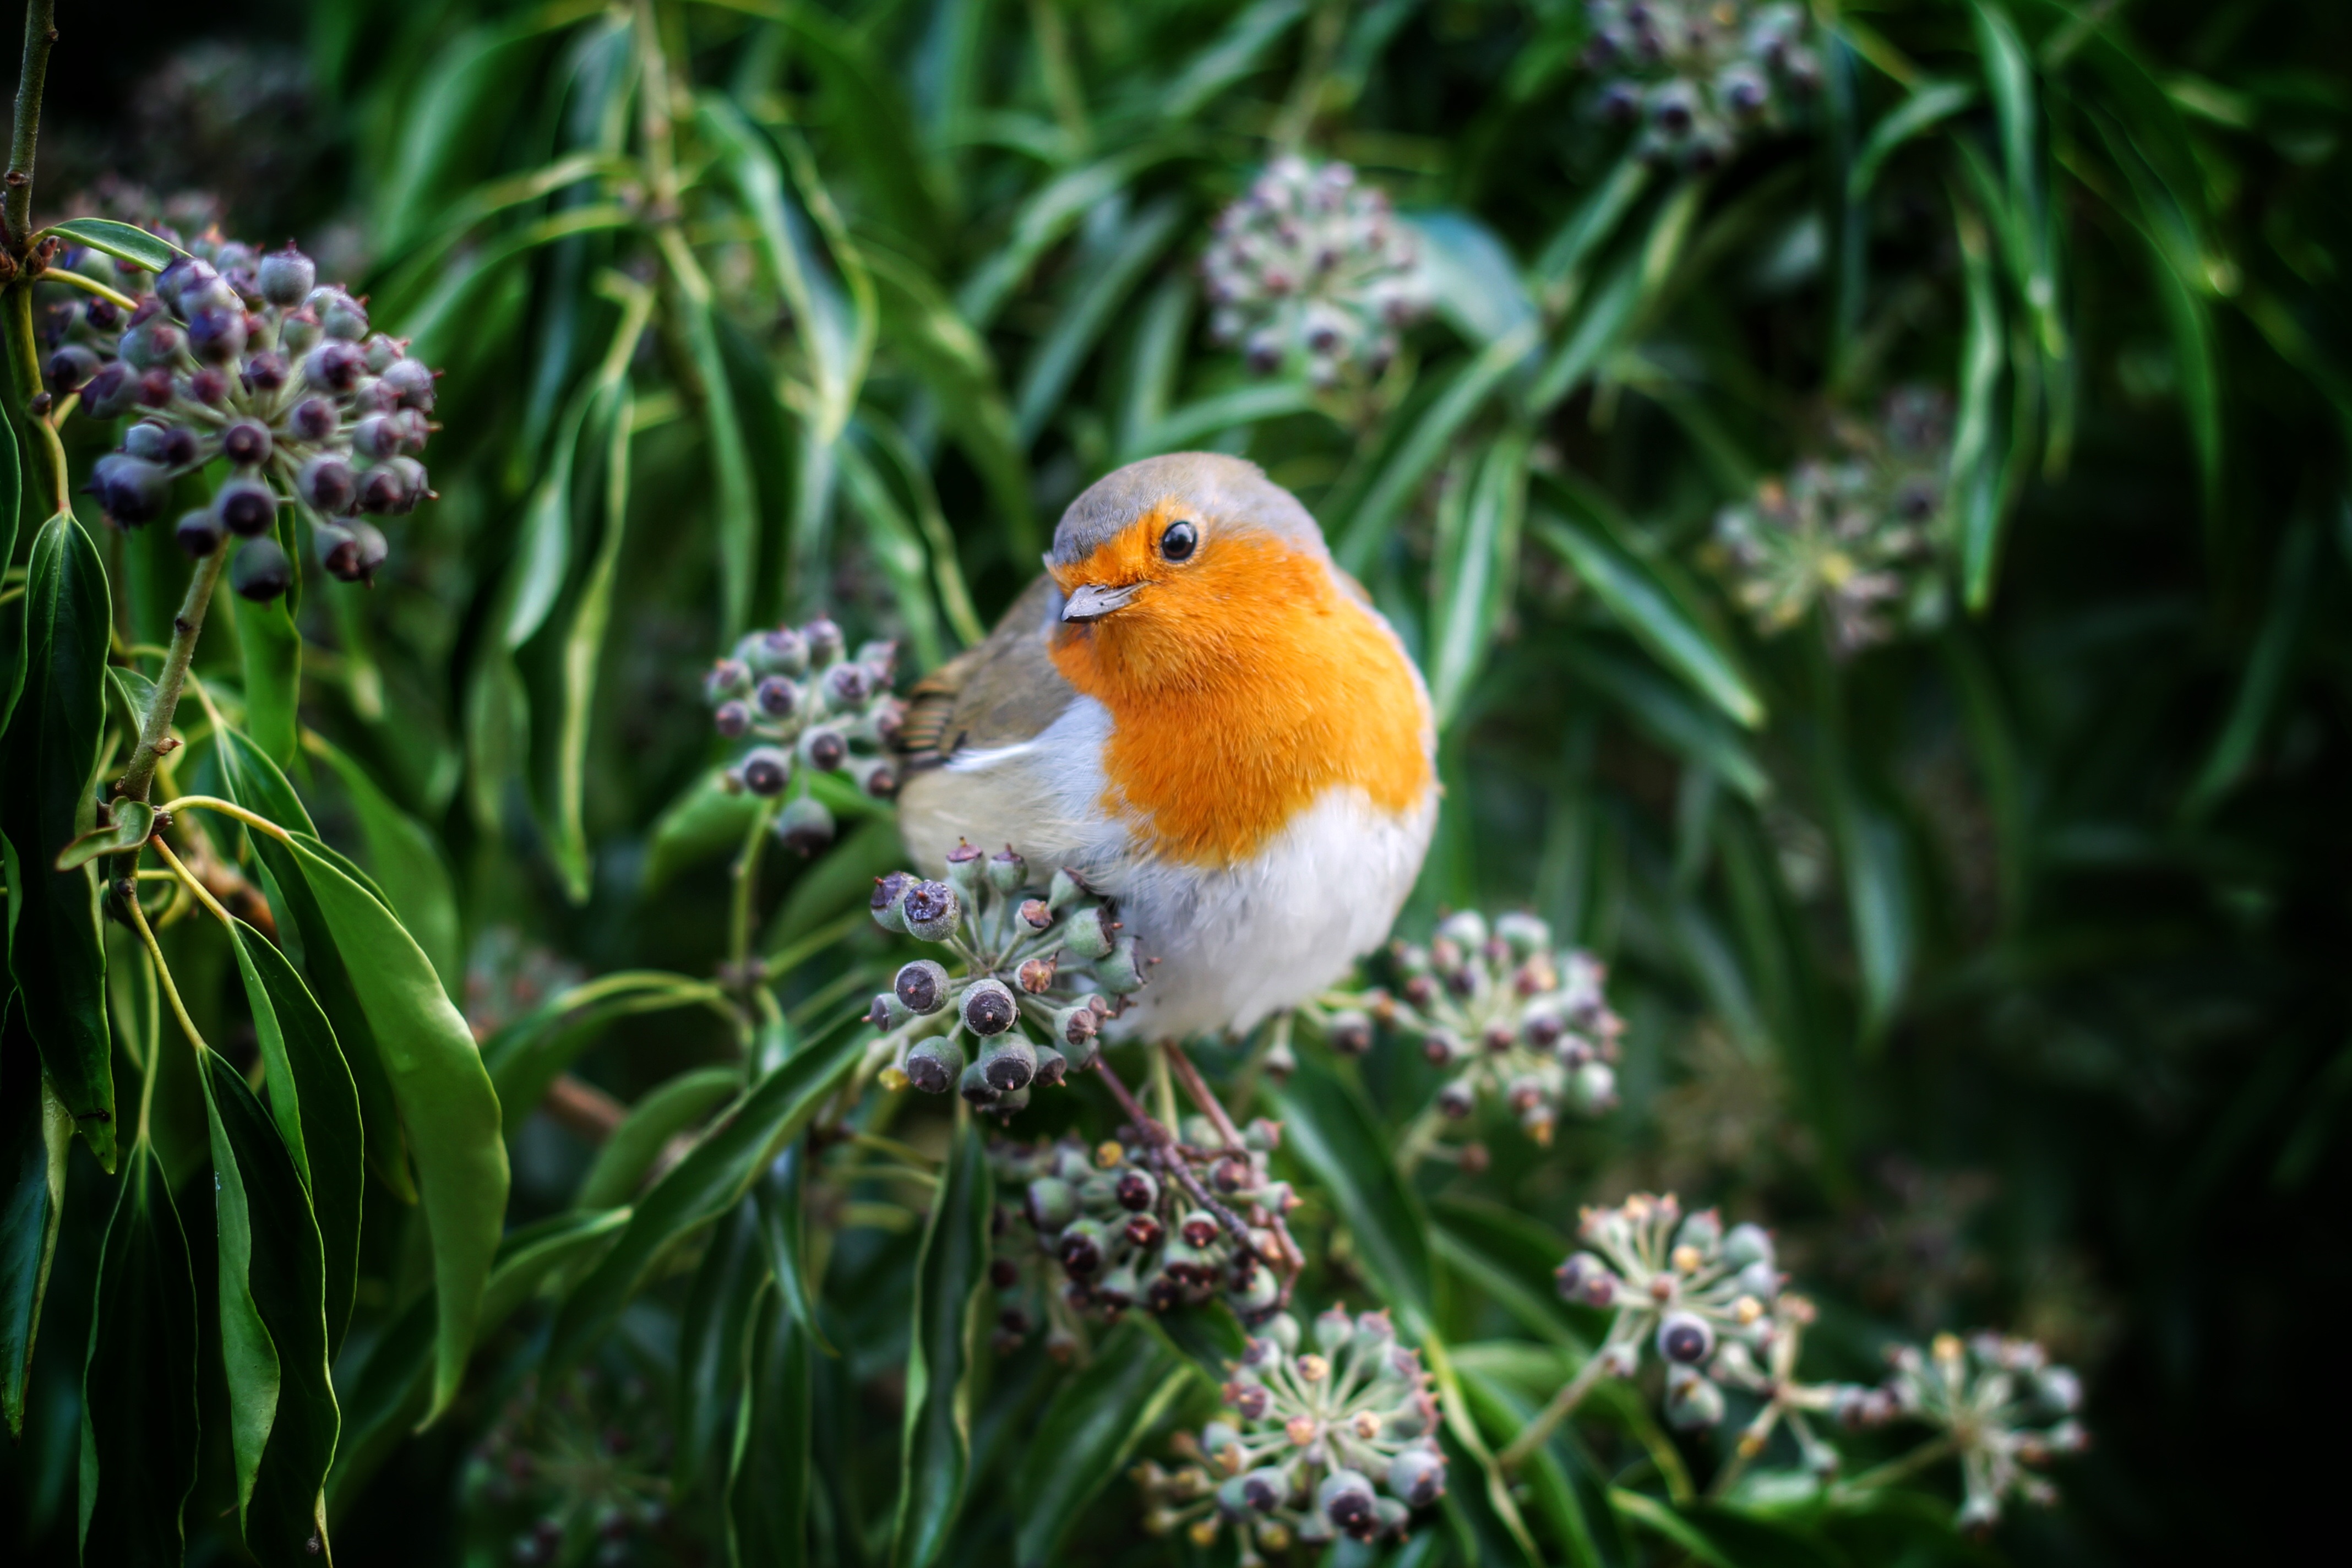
[6,0,56,251]
[116,548,228,804]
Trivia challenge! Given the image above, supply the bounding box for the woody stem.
[1161,1039,1245,1147]
[5,0,56,251]
[117,548,228,805]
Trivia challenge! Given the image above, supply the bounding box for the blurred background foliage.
[8,0,2350,1562]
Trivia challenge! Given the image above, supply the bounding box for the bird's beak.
[1060,581,1141,622]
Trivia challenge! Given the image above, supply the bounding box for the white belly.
[897,696,1435,1039]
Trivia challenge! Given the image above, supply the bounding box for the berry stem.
[1835,1434,1956,1497]
[726,794,778,992]
[1161,1039,1245,1149]
[1496,1348,1613,1471]
[116,547,229,805]
[3,0,55,252]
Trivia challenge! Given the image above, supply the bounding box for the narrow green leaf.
[1161,0,1307,117]
[771,7,948,260]
[856,411,987,650]
[1412,210,1540,347]
[890,1114,992,1568]
[1429,429,1532,729]
[954,143,1179,329]
[201,1048,339,1561]
[39,216,188,274]
[545,1032,863,1379]
[1,998,69,1436]
[214,726,415,1204]
[195,1046,281,1527]
[727,1282,811,1568]
[1950,193,2009,610]
[2,511,115,1169]
[678,1199,775,1499]
[1820,770,1915,1043]
[227,919,365,1354]
[749,1143,827,1355]
[1558,640,1768,802]
[2184,519,2319,818]
[1848,80,1977,203]
[1013,1322,1188,1567]
[230,588,302,766]
[1456,1368,1603,1568]
[1533,514,1765,729]
[1337,322,1541,576]
[576,1065,741,1211]
[78,1141,200,1565]
[482,971,728,1138]
[1135,381,1324,462]
[1532,149,1651,296]
[839,434,948,672]
[301,732,463,997]
[53,801,153,871]
[284,833,507,1420]
[1014,196,1187,445]
[1114,276,1194,462]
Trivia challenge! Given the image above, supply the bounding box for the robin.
[895,453,1436,1041]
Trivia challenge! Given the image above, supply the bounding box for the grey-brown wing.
[894,575,1077,768]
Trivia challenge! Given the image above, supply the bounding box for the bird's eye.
[1159,520,1199,561]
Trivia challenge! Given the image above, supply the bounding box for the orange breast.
[1049,533,1431,867]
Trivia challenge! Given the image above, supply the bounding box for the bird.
[894,452,1436,1042]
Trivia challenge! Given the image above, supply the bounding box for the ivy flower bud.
[802,616,845,665]
[231,537,294,601]
[1057,1218,1107,1277]
[775,795,835,855]
[216,476,278,537]
[704,658,752,702]
[1327,1010,1372,1055]
[1316,1469,1379,1541]
[903,1035,965,1095]
[1115,1168,1159,1212]
[868,991,913,1030]
[221,418,273,467]
[749,625,808,676]
[1657,1311,1716,1365]
[175,509,224,556]
[895,959,951,1015]
[1026,1177,1077,1232]
[309,286,369,341]
[279,306,320,353]
[46,345,99,393]
[978,1036,1037,1093]
[186,305,247,364]
[92,453,170,524]
[1555,1251,1620,1309]
[1016,956,1057,994]
[304,341,364,393]
[798,725,847,772]
[380,357,435,411]
[1386,1445,1446,1507]
[352,413,402,461]
[753,674,798,718]
[1031,1043,1068,1088]
[987,846,1026,894]
[852,756,899,801]
[821,661,868,710]
[258,246,316,307]
[298,453,356,514]
[738,747,793,797]
[82,362,135,418]
[1722,1222,1774,1271]
[870,871,916,933]
[1019,898,1053,930]
[957,1060,1000,1106]
[1097,937,1147,994]
[945,839,986,900]
[902,880,961,941]
[291,396,337,442]
[713,700,751,738]
[962,979,1019,1037]
[1060,905,1114,960]
[1047,867,1087,912]
[1663,1365,1725,1430]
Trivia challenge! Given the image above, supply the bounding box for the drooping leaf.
[1012,1322,1189,1567]
[226,918,366,1354]
[214,725,414,1203]
[78,1140,200,1566]
[1429,428,1532,729]
[2,512,115,1170]
[890,1113,992,1568]
[677,1199,774,1496]
[543,1031,862,1380]
[302,732,462,998]
[1,998,69,1436]
[230,589,302,766]
[727,1281,811,1568]
[199,1048,338,1562]
[283,832,507,1420]
[1012,195,1187,445]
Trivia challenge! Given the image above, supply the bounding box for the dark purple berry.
[186,306,248,364]
[258,247,315,307]
[231,537,294,601]
[46,345,99,393]
[243,352,288,393]
[92,454,169,524]
[217,477,279,537]
[298,454,356,513]
[83,361,135,418]
[176,509,224,556]
[291,397,336,442]
[714,700,751,738]
[303,341,363,393]
[222,418,273,467]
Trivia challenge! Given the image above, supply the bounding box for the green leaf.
[1429,429,1532,730]
[1,998,69,1436]
[1161,0,1307,117]
[226,918,366,1354]
[665,243,763,638]
[749,1143,827,1356]
[644,769,763,893]
[1532,511,1765,730]
[727,1282,812,1568]
[39,216,188,274]
[1411,210,1540,347]
[544,1031,863,1380]
[78,1140,200,1565]
[1336,322,1542,577]
[1819,766,1915,1044]
[1131,380,1323,459]
[482,971,731,1139]
[954,143,1182,329]
[199,1048,338,1561]
[2,511,115,1169]
[53,801,153,870]
[284,832,508,1421]
[301,732,463,997]
[1532,149,1652,297]
[770,7,948,260]
[1012,1322,1189,1567]
[231,588,303,766]
[1849,80,1978,203]
[1456,1367,1604,1568]
[1949,192,2010,611]
[678,1198,775,1496]
[1428,1196,1581,1349]
[839,432,947,672]
[575,1065,742,1211]
[1013,196,1187,445]
[2184,518,2320,818]
[213,726,414,1204]
[890,1113,992,1568]
[1556,640,1770,803]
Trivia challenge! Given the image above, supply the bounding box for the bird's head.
[1045,453,1331,692]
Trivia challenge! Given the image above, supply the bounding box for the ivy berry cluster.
[704,616,903,854]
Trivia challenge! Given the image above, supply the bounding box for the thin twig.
[1498,1349,1614,1470]
[155,794,291,842]
[126,892,209,1057]
[4,0,57,250]
[1162,1039,1245,1148]
[150,837,232,929]
[116,548,229,804]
